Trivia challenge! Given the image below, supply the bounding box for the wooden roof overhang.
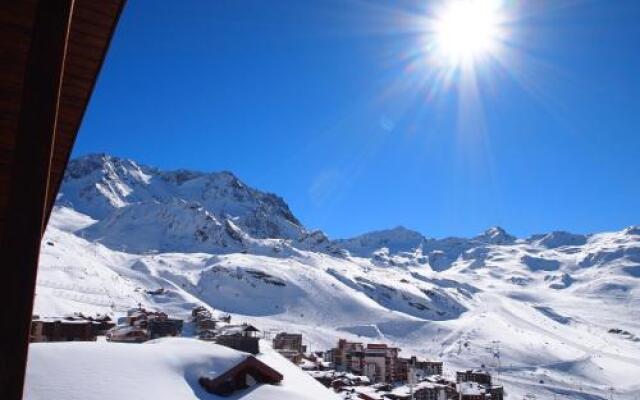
[0,1,125,399]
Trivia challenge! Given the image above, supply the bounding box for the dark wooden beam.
[0,1,74,399]
[43,0,126,228]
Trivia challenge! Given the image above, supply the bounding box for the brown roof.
[199,356,283,395]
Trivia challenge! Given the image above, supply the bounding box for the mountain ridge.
[61,153,638,259]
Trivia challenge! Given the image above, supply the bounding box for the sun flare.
[432,0,505,66]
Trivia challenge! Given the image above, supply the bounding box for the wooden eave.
[0,0,125,237]
[0,1,125,399]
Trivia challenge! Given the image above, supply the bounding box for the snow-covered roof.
[33,316,99,325]
[458,381,487,396]
[217,324,259,335]
[389,381,446,396]
[306,370,370,384]
[299,358,317,369]
[109,325,146,335]
[351,385,387,400]
[25,338,339,400]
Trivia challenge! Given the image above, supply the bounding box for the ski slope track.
[32,154,640,399]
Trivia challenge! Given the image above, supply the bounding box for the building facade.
[30,319,96,342]
[273,332,303,353]
[398,356,443,381]
[456,370,503,400]
[332,339,402,383]
[363,343,400,383]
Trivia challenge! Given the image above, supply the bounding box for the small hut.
[199,329,216,341]
[106,326,149,343]
[148,318,183,339]
[197,318,218,331]
[215,324,260,354]
[30,318,97,342]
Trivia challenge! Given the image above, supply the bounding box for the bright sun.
[433,0,505,66]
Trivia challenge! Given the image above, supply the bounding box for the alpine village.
[31,302,503,400]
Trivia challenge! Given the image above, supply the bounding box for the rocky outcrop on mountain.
[335,226,426,257]
[530,231,588,248]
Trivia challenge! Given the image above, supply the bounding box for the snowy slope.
[30,154,640,400]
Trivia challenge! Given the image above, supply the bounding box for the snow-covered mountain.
[35,154,640,399]
[60,154,305,249]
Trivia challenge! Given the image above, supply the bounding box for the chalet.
[122,310,148,327]
[345,382,392,400]
[199,329,216,341]
[384,381,447,400]
[217,324,260,337]
[192,305,208,316]
[30,318,97,342]
[191,306,218,331]
[354,386,386,400]
[455,370,503,400]
[215,324,260,354]
[192,306,212,321]
[86,314,116,335]
[273,332,303,353]
[299,355,333,371]
[106,326,149,343]
[398,356,443,382]
[127,305,146,317]
[199,355,283,396]
[197,318,218,331]
[115,307,183,340]
[457,381,489,400]
[148,318,183,339]
[456,370,492,385]
[273,332,305,363]
[307,370,370,388]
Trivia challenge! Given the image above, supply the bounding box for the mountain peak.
[66,153,152,180]
[532,230,587,248]
[388,225,420,234]
[474,226,516,244]
[335,226,426,257]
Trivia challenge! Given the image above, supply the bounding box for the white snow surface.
[29,155,640,400]
[25,338,338,400]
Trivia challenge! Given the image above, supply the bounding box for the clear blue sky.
[72,0,640,239]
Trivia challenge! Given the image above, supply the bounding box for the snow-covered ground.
[27,154,640,399]
[25,338,339,400]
